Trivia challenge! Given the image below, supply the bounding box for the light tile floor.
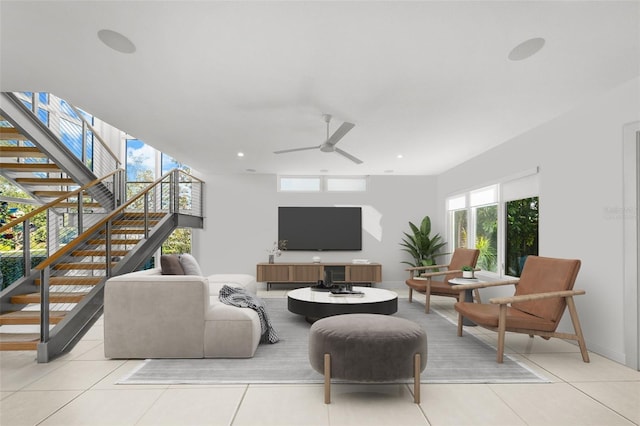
[1,290,639,426]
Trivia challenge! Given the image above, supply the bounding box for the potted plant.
[400,215,446,268]
[461,265,474,278]
[267,240,287,264]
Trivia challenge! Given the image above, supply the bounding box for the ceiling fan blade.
[325,122,355,147]
[335,147,363,164]
[274,145,319,154]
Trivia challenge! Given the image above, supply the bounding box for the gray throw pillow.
[179,253,203,276]
[160,255,185,275]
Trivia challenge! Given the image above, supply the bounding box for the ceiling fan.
[274,114,362,164]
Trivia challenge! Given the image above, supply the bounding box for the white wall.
[436,77,640,363]
[193,174,437,288]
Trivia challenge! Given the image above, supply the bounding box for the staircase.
[0,91,205,361]
[0,169,204,361]
[1,92,120,209]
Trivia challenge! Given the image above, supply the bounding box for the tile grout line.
[229,384,250,426]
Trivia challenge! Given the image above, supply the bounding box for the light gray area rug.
[119,298,548,385]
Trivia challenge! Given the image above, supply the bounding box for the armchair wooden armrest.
[450,278,520,291]
[407,264,448,278]
[489,289,585,305]
[406,264,448,272]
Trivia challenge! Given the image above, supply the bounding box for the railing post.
[23,218,31,275]
[144,192,149,239]
[105,221,112,277]
[172,169,180,213]
[40,267,50,343]
[81,120,87,166]
[121,170,126,205]
[77,191,84,234]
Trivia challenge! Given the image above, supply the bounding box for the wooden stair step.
[11,292,88,304]
[71,250,129,257]
[0,128,28,141]
[35,276,103,286]
[33,190,82,198]
[0,333,40,351]
[0,162,60,172]
[112,219,159,226]
[0,311,66,325]
[53,262,116,270]
[87,239,140,245]
[0,146,46,157]
[15,177,76,185]
[123,212,166,219]
[100,229,146,234]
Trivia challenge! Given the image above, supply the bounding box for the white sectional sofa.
[104,268,262,359]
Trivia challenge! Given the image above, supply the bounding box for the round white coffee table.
[287,286,398,322]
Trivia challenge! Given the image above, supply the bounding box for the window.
[326,177,367,191]
[125,139,194,255]
[505,197,539,276]
[278,176,367,192]
[279,177,321,192]
[446,169,539,277]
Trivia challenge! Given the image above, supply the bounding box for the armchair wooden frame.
[451,279,590,364]
[406,265,481,313]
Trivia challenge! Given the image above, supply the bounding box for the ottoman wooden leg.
[414,353,421,404]
[324,353,331,404]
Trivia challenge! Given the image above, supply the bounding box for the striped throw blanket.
[218,285,279,344]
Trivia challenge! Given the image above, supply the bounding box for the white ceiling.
[1,1,638,176]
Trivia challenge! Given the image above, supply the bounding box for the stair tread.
[0,128,29,141]
[87,239,140,245]
[0,146,46,157]
[0,311,66,325]
[113,220,159,226]
[53,262,116,270]
[0,333,40,351]
[100,229,147,234]
[33,189,82,195]
[35,276,103,286]
[15,177,76,184]
[123,212,167,218]
[11,292,88,304]
[71,250,129,257]
[0,162,61,172]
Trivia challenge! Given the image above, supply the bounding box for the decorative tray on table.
[329,289,364,297]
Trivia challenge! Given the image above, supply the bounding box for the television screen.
[278,207,362,251]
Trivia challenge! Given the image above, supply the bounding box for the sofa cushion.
[161,255,184,275]
[179,253,203,276]
[207,274,257,295]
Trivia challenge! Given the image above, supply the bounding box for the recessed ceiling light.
[237,152,245,157]
[397,154,403,159]
[508,37,545,61]
[97,29,136,54]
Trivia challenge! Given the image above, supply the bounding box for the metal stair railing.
[0,169,125,290]
[33,168,203,362]
[10,92,121,178]
[1,92,119,209]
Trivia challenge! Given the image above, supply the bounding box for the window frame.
[278,175,368,192]
[445,169,539,278]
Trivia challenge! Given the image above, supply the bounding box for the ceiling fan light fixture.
[508,37,545,61]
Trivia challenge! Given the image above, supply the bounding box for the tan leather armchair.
[452,255,589,363]
[405,248,480,313]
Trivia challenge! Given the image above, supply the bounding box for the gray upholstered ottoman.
[308,313,427,404]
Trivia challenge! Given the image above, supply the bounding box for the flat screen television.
[278,206,362,251]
